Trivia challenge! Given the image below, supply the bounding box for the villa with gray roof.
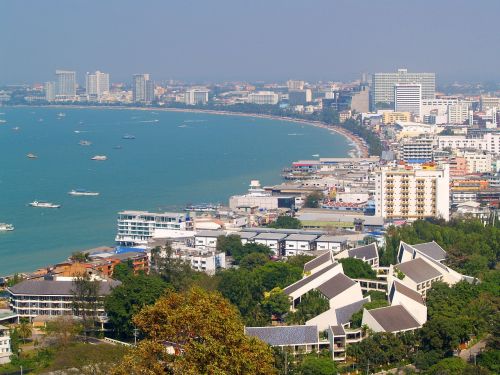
[333,243,379,267]
[395,257,443,297]
[245,325,323,354]
[284,233,318,256]
[253,232,288,255]
[315,235,348,253]
[398,241,447,264]
[362,305,422,333]
[303,251,333,275]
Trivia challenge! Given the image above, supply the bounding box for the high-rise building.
[375,163,450,221]
[371,68,435,110]
[185,88,209,105]
[480,96,500,111]
[55,70,77,100]
[44,81,56,102]
[288,89,312,105]
[86,71,110,100]
[247,91,279,105]
[132,74,154,103]
[287,80,305,90]
[394,83,422,116]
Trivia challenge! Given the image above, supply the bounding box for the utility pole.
[366,359,370,375]
[133,328,139,346]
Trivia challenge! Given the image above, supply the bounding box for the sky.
[1,0,499,85]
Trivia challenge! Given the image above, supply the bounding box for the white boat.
[29,201,61,208]
[12,127,20,131]
[122,134,136,140]
[0,223,14,231]
[57,112,66,117]
[69,189,99,196]
[312,154,320,157]
[0,119,6,124]
[79,140,92,146]
[91,155,107,161]
[27,153,38,159]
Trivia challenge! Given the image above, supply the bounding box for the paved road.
[459,339,487,362]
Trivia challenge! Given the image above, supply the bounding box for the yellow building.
[382,111,411,124]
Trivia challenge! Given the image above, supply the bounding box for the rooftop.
[8,279,121,296]
[391,280,425,305]
[285,234,318,242]
[412,241,447,261]
[347,243,378,260]
[335,297,370,325]
[303,252,332,273]
[254,232,288,241]
[195,230,227,238]
[317,273,356,300]
[396,258,442,283]
[284,263,338,295]
[330,325,346,336]
[245,325,318,346]
[366,305,421,332]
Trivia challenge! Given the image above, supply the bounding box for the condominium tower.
[394,83,422,116]
[371,68,435,110]
[55,70,77,100]
[185,88,209,105]
[86,71,110,99]
[132,74,154,103]
[375,164,450,221]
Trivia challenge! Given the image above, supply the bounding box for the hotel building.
[55,70,77,100]
[248,91,279,105]
[375,164,450,221]
[394,83,422,117]
[132,74,154,103]
[185,88,209,105]
[86,71,110,100]
[0,325,11,365]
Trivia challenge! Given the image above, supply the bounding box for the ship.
[91,155,107,161]
[0,223,14,231]
[122,134,136,140]
[29,201,61,208]
[27,153,38,159]
[69,189,100,196]
[79,140,92,146]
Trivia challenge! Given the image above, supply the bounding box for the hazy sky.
[1,0,499,85]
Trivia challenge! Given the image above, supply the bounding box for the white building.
[0,325,11,365]
[115,211,193,246]
[461,151,493,173]
[248,91,279,105]
[44,81,56,101]
[162,242,226,275]
[371,68,435,109]
[438,133,500,155]
[132,74,154,103]
[253,232,288,256]
[229,180,295,211]
[284,234,318,256]
[315,236,347,253]
[401,137,434,163]
[375,164,450,221]
[55,70,77,100]
[194,230,226,250]
[394,83,422,117]
[447,103,470,124]
[287,80,305,90]
[185,88,209,105]
[86,71,110,100]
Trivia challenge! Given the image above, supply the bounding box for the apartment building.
[401,138,434,163]
[247,91,279,105]
[382,111,411,125]
[0,325,10,365]
[375,164,450,221]
[438,133,500,155]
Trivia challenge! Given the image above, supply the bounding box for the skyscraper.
[132,74,154,103]
[371,68,435,110]
[394,83,422,116]
[44,81,56,101]
[55,70,76,100]
[86,71,110,100]
[184,89,209,105]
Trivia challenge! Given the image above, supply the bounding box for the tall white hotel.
[86,71,110,100]
[55,70,77,100]
[371,68,435,110]
[395,83,422,117]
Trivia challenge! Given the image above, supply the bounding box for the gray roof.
[317,273,356,299]
[195,230,227,238]
[391,280,425,305]
[335,297,370,325]
[303,252,332,273]
[396,258,442,283]
[330,325,345,336]
[237,232,257,239]
[367,305,421,332]
[254,232,288,241]
[284,263,337,295]
[245,325,318,346]
[316,235,347,243]
[412,241,447,261]
[298,213,384,226]
[348,243,378,261]
[8,279,121,296]
[285,234,318,242]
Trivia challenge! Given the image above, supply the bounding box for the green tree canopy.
[303,191,324,208]
[338,257,377,279]
[286,290,329,325]
[269,215,302,229]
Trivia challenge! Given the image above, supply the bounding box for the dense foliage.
[303,191,324,208]
[338,257,377,279]
[268,215,303,229]
[286,290,330,325]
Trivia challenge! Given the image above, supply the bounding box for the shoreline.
[0,105,369,278]
[18,104,369,158]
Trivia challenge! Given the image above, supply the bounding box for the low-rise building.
[194,230,226,249]
[0,325,11,365]
[284,234,318,256]
[253,232,288,255]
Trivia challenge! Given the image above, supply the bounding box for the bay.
[0,107,351,275]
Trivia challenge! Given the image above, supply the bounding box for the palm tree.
[18,320,32,344]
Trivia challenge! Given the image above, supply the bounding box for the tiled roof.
[245,325,318,346]
[412,241,447,261]
[303,252,331,273]
[396,258,442,283]
[330,325,345,336]
[316,235,346,243]
[335,297,370,325]
[391,280,425,305]
[285,234,318,242]
[237,232,257,239]
[8,279,120,296]
[317,273,356,299]
[284,263,337,295]
[195,230,227,238]
[254,232,288,241]
[348,243,378,260]
[367,305,420,332]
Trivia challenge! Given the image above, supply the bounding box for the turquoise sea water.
[0,107,350,275]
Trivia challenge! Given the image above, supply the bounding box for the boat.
[0,119,6,124]
[91,155,107,161]
[113,145,123,149]
[312,154,320,157]
[69,189,99,196]
[29,201,61,208]
[0,223,14,231]
[79,140,92,146]
[122,134,136,140]
[185,203,221,212]
[12,127,20,131]
[27,153,38,159]
[57,112,66,118]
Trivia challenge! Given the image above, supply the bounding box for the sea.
[0,107,351,275]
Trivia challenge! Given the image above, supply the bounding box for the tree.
[105,274,169,338]
[338,257,377,279]
[286,290,329,324]
[70,251,90,262]
[304,191,324,208]
[239,252,270,270]
[233,242,272,264]
[71,274,101,338]
[261,288,290,321]
[18,319,32,344]
[428,357,467,374]
[112,287,278,375]
[216,234,244,256]
[298,356,337,375]
[112,260,135,281]
[151,243,198,291]
[269,215,302,229]
[45,316,82,346]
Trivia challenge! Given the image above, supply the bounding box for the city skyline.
[1,0,500,85]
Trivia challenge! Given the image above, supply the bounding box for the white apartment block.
[375,164,450,221]
[55,70,77,100]
[248,91,279,105]
[185,88,209,105]
[0,325,11,365]
[480,96,500,111]
[438,133,500,155]
[86,71,110,99]
[401,138,434,163]
[371,68,435,109]
[394,83,422,116]
[447,103,470,124]
[461,151,493,173]
[162,242,226,275]
[116,211,193,246]
[45,81,56,101]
